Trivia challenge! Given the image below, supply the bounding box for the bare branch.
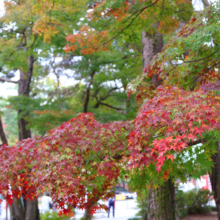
[93,87,120,109]
[0,78,18,84]
[187,139,204,147]
[26,34,38,50]
[102,87,119,101]
[98,102,124,111]
[184,49,219,64]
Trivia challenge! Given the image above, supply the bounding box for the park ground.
[74,199,219,220]
[75,199,138,220]
[182,212,218,220]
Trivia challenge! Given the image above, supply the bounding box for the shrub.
[40,211,74,220]
[176,188,211,217]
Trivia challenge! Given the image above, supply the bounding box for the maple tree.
[0,1,220,220]
[127,1,220,219]
[0,0,89,219]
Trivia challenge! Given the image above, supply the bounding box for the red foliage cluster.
[0,82,219,214]
[0,113,133,215]
[200,81,220,92]
[128,85,220,171]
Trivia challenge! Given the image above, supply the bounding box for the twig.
[103,0,159,46]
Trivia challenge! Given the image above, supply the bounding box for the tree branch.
[93,87,119,108]
[102,87,119,101]
[0,78,18,83]
[193,59,220,83]
[184,49,219,64]
[98,102,124,111]
[83,71,96,113]
[26,34,38,50]
[103,0,159,46]
[187,139,204,147]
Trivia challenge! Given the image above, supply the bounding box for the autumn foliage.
[0,113,133,215]
[0,80,219,214]
[128,85,220,172]
[65,26,109,54]
[0,0,220,218]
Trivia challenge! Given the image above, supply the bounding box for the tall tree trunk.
[18,55,34,140]
[9,198,25,220]
[146,180,179,220]
[201,0,210,8]
[0,117,8,145]
[209,142,220,220]
[25,198,39,220]
[142,27,178,220]
[13,55,40,220]
[142,26,163,89]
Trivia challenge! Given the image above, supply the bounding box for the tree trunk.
[9,198,25,220]
[209,141,220,220]
[146,180,179,220]
[82,70,96,218]
[142,26,178,220]
[82,208,93,220]
[83,71,95,113]
[25,198,40,220]
[11,55,40,220]
[0,117,8,145]
[201,0,210,8]
[82,192,101,220]
[142,26,163,89]
[18,55,34,140]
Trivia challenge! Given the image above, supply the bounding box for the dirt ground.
[182,212,218,220]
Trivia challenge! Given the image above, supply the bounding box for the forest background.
[0,0,219,220]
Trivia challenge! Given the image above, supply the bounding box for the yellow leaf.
[56,180,61,185]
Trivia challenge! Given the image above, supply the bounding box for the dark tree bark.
[83,71,95,113]
[9,198,25,220]
[209,142,220,220]
[168,179,179,220]
[25,198,40,220]
[11,55,40,220]
[18,55,34,140]
[0,117,8,145]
